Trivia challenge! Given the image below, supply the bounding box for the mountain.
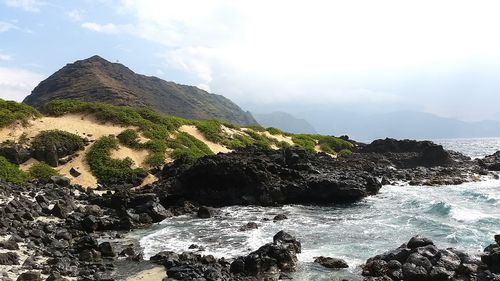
[252,111,317,134]
[23,55,257,125]
[304,109,500,141]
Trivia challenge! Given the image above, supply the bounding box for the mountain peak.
[23,57,257,125]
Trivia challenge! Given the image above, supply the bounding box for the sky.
[1,0,500,122]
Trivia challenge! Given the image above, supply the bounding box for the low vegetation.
[28,162,60,180]
[86,135,146,185]
[31,130,85,153]
[168,132,214,162]
[0,156,29,184]
[0,99,40,128]
[291,134,353,154]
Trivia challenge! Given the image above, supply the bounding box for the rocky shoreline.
[1,138,500,280]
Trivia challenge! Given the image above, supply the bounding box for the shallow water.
[134,138,500,280]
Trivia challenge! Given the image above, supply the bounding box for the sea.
[130,138,500,280]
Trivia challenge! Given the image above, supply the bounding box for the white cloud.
[114,1,500,99]
[66,9,83,22]
[74,0,500,119]
[4,0,44,12]
[0,21,16,32]
[81,22,119,34]
[0,67,45,101]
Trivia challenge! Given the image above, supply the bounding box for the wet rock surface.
[362,235,500,281]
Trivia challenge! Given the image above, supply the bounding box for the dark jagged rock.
[407,235,434,249]
[230,231,301,277]
[0,252,19,265]
[478,151,500,171]
[161,147,381,206]
[314,256,349,269]
[50,176,71,187]
[239,222,258,231]
[361,138,453,168]
[197,206,216,218]
[273,214,288,222]
[69,167,81,177]
[24,55,257,126]
[362,235,500,281]
[0,143,31,164]
[16,271,41,281]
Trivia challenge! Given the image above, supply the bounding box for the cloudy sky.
[1,0,500,121]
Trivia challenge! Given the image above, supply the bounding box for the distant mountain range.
[252,111,317,134]
[23,55,257,125]
[304,110,500,141]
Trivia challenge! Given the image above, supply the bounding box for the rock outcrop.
[160,147,381,206]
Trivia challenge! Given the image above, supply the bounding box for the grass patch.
[28,162,60,180]
[0,156,29,184]
[86,135,146,185]
[168,132,214,162]
[0,99,40,128]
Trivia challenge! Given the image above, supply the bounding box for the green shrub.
[169,132,213,162]
[291,134,317,152]
[117,129,142,148]
[86,135,146,184]
[245,125,266,132]
[291,134,353,153]
[0,99,40,128]
[266,127,285,135]
[31,130,85,153]
[28,162,59,180]
[338,149,352,156]
[0,156,29,183]
[319,143,335,154]
[194,120,224,143]
[316,135,353,152]
[245,131,272,149]
[226,134,254,149]
[143,139,167,166]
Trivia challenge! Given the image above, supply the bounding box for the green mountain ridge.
[23,55,257,126]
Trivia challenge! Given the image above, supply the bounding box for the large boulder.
[163,147,381,206]
[230,231,301,277]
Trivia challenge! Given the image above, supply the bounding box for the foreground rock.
[362,235,500,281]
[314,256,349,269]
[150,231,300,281]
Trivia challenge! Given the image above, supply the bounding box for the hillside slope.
[23,55,257,125]
[0,99,352,188]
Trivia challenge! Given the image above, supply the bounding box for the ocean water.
[134,138,500,280]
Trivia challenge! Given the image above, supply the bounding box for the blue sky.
[1,0,500,122]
